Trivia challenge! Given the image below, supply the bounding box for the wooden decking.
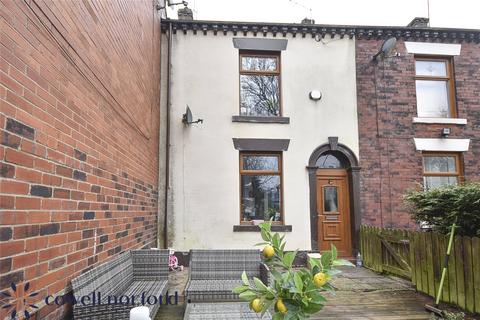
[312,266,431,319]
[156,266,436,319]
[313,290,431,319]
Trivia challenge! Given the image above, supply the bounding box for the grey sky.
[167,0,480,29]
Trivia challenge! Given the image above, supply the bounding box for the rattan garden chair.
[71,249,169,320]
[185,249,269,302]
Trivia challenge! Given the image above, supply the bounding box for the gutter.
[162,21,172,248]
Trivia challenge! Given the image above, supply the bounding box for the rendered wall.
[161,31,359,251]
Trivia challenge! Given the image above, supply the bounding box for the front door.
[316,169,352,257]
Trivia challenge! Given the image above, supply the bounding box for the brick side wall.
[356,39,480,229]
[1,1,161,319]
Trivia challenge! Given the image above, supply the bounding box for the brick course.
[356,39,480,229]
[0,0,161,319]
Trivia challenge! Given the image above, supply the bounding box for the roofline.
[161,19,480,42]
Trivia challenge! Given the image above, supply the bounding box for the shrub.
[404,183,480,237]
[233,222,353,319]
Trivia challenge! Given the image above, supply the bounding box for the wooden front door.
[317,169,352,257]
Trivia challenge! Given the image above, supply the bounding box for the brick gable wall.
[356,39,480,229]
[0,1,161,319]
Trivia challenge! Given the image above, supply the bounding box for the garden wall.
[1,1,161,318]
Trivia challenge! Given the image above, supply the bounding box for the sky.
[166,0,480,29]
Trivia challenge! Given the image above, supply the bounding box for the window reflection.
[423,155,460,190]
[241,56,277,72]
[423,156,456,173]
[241,175,281,221]
[243,155,278,171]
[240,75,280,116]
[415,60,447,77]
[316,154,342,168]
[240,153,282,223]
[416,80,450,117]
[324,186,338,212]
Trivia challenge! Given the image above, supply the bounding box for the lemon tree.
[233,222,353,319]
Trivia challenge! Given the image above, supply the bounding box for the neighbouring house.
[160,15,479,258]
[356,18,480,229]
[1,1,163,319]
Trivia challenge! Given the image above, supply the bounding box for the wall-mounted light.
[441,128,451,138]
[309,90,322,101]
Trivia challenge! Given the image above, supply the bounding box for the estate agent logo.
[1,282,39,320]
[1,281,178,319]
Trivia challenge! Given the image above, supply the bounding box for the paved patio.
[156,266,434,319]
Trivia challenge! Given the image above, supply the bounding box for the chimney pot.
[178,5,193,20]
[407,17,429,28]
[301,18,315,25]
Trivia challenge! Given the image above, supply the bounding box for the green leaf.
[271,269,283,281]
[260,222,271,232]
[293,272,303,291]
[320,251,332,270]
[262,298,276,316]
[254,242,269,246]
[273,233,280,248]
[253,277,269,292]
[283,250,297,269]
[308,257,320,270]
[241,271,249,285]
[272,313,284,320]
[303,302,324,314]
[261,229,270,242]
[330,244,338,261]
[232,285,249,294]
[239,291,257,301]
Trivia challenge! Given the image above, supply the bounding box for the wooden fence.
[360,225,480,314]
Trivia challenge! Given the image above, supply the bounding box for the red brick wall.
[1,0,161,319]
[356,38,480,229]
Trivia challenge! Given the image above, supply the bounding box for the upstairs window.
[423,153,462,190]
[239,51,281,117]
[415,57,456,118]
[240,152,283,223]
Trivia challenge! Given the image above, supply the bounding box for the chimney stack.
[407,17,429,28]
[178,4,193,20]
[301,17,315,25]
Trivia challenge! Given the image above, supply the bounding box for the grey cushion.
[186,249,266,303]
[72,249,169,320]
[184,302,272,319]
[185,279,243,302]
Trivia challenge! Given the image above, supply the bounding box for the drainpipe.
[162,21,172,248]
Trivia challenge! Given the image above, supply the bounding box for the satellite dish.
[373,37,397,61]
[182,105,203,125]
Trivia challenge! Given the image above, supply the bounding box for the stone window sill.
[233,225,292,232]
[232,116,290,124]
[413,117,467,125]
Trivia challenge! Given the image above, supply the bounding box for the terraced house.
[159,15,480,259]
[1,1,479,319]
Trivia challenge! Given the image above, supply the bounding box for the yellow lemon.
[313,272,328,287]
[250,298,263,313]
[263,245,275,259]
[276,299,287,314]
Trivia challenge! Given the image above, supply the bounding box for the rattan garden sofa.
[185,249,269,303]
[71,249,169,320]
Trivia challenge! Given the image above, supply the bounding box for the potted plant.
[233,222,353,319]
